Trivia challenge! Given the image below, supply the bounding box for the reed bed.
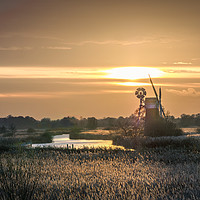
[113,135,200,150]
[0,147,200,199]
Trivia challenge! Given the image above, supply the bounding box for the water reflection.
[32,134,121,149]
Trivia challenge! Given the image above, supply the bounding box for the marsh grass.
[0,147,200,199]
[113,135,200,151]
[0,156,40,200]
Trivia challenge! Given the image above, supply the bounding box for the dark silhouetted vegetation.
[25,131,53,144]
[145,118,183,137]
[178,113,200,127]
[87,117,97,129]
[0,126,7,134]
[27,128,36,134]
[0,113,199,131]
[113,135,200,150]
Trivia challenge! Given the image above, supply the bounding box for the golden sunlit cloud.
[116,82,150,86]
[104,67,165,80]
[0,93,53,98]
[0,67,104,79]
[162,67,200,78]
[0,91,111,99]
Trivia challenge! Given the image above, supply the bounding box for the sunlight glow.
[116,82,150,86]
[104,67,165,80]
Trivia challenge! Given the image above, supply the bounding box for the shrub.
[27,128,36,134]
[145,118,183,137]
[26,131,53,144]
[0,137,21,151]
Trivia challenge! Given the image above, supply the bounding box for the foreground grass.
[0,147,200,199]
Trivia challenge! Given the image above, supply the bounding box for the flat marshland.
[0,145,200,199]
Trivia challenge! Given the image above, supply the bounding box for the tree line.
[0,113,199,133]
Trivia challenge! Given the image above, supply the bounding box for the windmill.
[148,74,166,119]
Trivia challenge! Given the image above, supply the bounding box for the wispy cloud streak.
[43,46,72,50]
[0,46,32,51]
[64,40,151,46]
[173,61,192,65]
[166,88,200,96]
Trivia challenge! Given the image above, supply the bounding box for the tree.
[87,117,97,130]
[60,117,72,127]
[180,114,194,127]
[115,115,141,136]
[40,118,51,128]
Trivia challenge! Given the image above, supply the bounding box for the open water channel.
[32,134,120,149]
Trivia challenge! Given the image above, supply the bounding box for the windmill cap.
[145,98,159,109]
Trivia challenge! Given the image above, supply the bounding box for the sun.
[104,67,165,80]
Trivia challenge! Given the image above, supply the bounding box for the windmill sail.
[149,74,158,99]
[159,87,163,117]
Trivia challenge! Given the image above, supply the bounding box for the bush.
[70,126,82,134]
[26,131,53,144]
[27,128,36,134]
[0,137,21,151]
[145,118,183,137]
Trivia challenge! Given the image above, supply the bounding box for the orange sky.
[0,0,200,119]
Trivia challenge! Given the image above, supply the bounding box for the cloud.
[165,69,200,74]
[173,61,192,65]
[65,40,151,46]
[191,58,200,61]
[166,88,200,96]
[102,90,132,94]
[0,91,108,99]
[0,46,32,51]
[43,46,72,50]
[0,67,103,79]
[0,92,53,98]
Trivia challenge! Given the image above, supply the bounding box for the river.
[32,134,122,149]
